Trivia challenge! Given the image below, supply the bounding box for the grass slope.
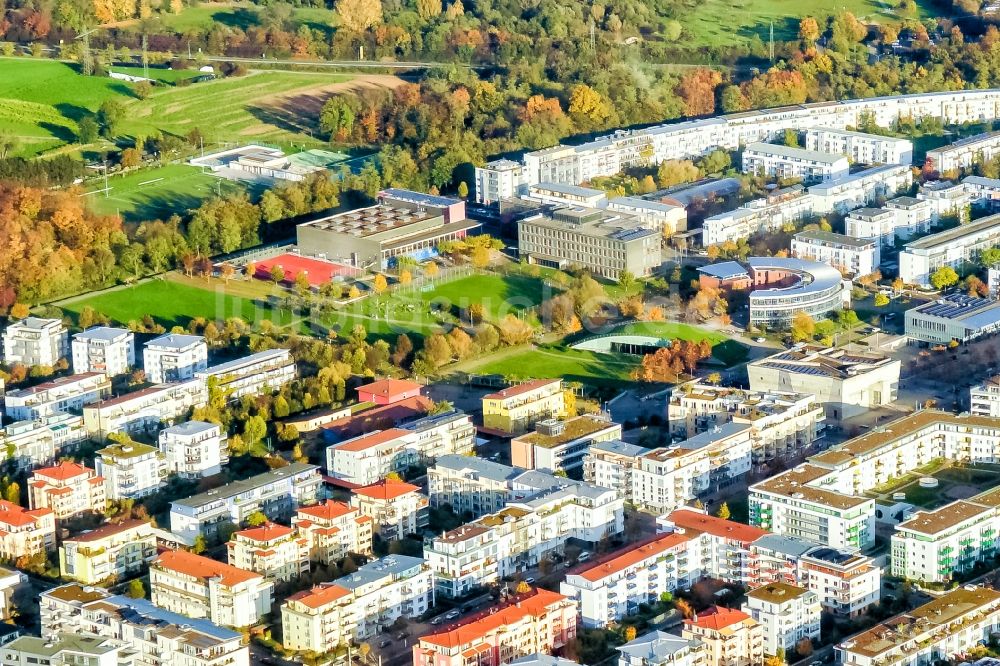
[474,347,639,387]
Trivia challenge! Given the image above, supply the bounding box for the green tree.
[269,264,285,285]
[126,579,146,599]
[930,266,959,290]
[3,481,19,505]
[98,99,127,138]
[246,511,268,527]
[192,535,207,554]
[618,270,637,294]
[77,116,100,144]
[243,415,267,447]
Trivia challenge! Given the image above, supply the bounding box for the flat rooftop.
[520,207,656,243]
[909,294,1000,327]
[794,229,876,249]
[517,415,617,448]
[172,462,318,508]
[905,213,1000,251]
[299,203,438,238]
[745,142,848,165]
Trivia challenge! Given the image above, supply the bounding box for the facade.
[412,588,577,666]
[702,186,814,247]
[0,500,55,558]
[142,334,208,384]
[517,207,661,280]
[926,130,1000,173]
[158,420,228,478]
[1,414,88,473]
[510,414,622,473]
[95,441,165,499]
[900,212,1000,286]
[292,500,374,565]
[744,257,848,326]
[0,634,136,666]
[28,461,106,519]
[791,230,880,277]
[747,345,900,421]
[607,196,687,233]
[169,463,322,540]
[475,159,527,204]
[150,549,273,628]
[798,547,880,617]
[964,175,1000,208]
[227,522,310,582]
[195,349,296,402]
[2,317,68,367]
[844,207,899,247]
[527,182,607,208]
[4,372,111,421]
[58,519,157,585]
[971,375,1000,417]
[349,479,428,541]
[617,631,708,666]
[742,583,820,657]
[905,294,1000,344]
[883,196,934,239]
[428,454,518,516]
[682,607,764,666]
[804,128,913,165]
[482,379,565,434]
[71,327,135,376]
[808,164,913,214]
[82,380,204,439]
[916,179,971,222]
[741,143,849,182]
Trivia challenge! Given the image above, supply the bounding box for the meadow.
[145,3,338,33]
[471,347,640,388]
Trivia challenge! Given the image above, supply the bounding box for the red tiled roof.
[234,522,295,542]
[68,519,148,543]
[296,500,355,522]
[357,379,423,398]
[353,478,420,501]
[420,589,568,649]
[0,500,51,527]
[331,428,412,453]
[483,378,561,401]
[154,549,262,587]
[321,396,434,438]
[687,606,753,631]
[574,532,691,583]
[287,583,352,608]
[667,509,768,544]
[32,461,93,482]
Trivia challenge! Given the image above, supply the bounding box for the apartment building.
[142,334,208,384]
[2,414,87,473]
[95,441,165,499]
[195,348,296,402]
[0,634,136,666]
[475,158,527,204]
[618,631,708,666]
[282,555,433,651]
[2,317,68,367]
[916,180,971,222]
[791,230,880,277]
[71,327,135,376]
[927,131,1000,173]
[807,164,912,214]
[843,207,896,248]
[667,383,824,465]
[28,461,106,519]
[412,588,577,666]
[517,207,661,280]
[349,478,429,541]
[964,175,1000,208]
[4,372,111,421]
[662,510,770,586]
[510,414,622,473]
[150,549,273,628]
[607,196,687,233]
[82,380,205,439]
[836,586,1000,666]
[482,379,565,435]
[804,128,913,165]
[227,522,310,582]
[0,567,25,622]
[158,420,228,478]
[527,182,607,208]
[428,454,519,515]
[58,519,156,585]
[39,584,250,666]
[971,375,1000,417]
[292,500,374,565]
[798,547,880,617]
[747,345,900,421]
[169,463,322,540]
[900,212,1000,286]
[326,410,476,486]
[701,186,814,247]
[682,607,764,666]
[742,583,820,657]
[883,196,934,239]
[0,500,55,558]
[741,143,849,182]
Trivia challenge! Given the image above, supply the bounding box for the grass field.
[473,347,639,387]
[147,3,337,33]
[109,66,201,84]
[586,321,749,366]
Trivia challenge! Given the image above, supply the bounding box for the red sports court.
[253,253,361,288]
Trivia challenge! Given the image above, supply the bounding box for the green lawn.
[474,347,639,388]
[150,3,337,33]
[591,321,749,366]
[109,65,201,84]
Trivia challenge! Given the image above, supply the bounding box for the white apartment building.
[742,583,820,657]
[845,207,901,247]
[169,463,322,540]
[807,164,913,214]
[349,478,428,541]
[158,420,228,478]
[40,583,251,666]
[195,348,296,402]
[2,414,87,472]
[617,631,708,666]
[742,143,849,183]
[475,158,527,204]
[227,522,310,582]
[142,334,207,384]
[607,196,688,233]
[0,500,55,559]
[702,185,814,246]
[900,212,1000,286]
[804,128,913,165]
[292,500,374,565]
[682,607,764,666]
[28,461,106,519]
[71,327,135,376]
[0,634,136,666]
[836,586,1000,666]
[4,372,111,421]
[2,317,68,367]
[510,414,622,473]
[883,196,934,239]
[926,130,1000,173]
[428,454,518,515]
[791,230,880,277]
[282,555,433,652]
[963,175,1000,208]
[83,379,204,439]
[527,182,607,208]
[916,179,971,222]
[971,375,1000,417]
[95,441,165,499]
[58,519,157,585]
[797,547,881,617]
[150,549,273,628]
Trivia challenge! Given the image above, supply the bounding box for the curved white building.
[745,257,848,326]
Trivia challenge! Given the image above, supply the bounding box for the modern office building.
[905,294,1000,344]
[735,257,849,326]
[899,213,1000,286]
[526,182,607,208]
[804,128,913,165]
[791,230,880,277]
[142,334,208,384]
[2,317,68,367]
[741,143,849,182]
[607,196,687,233]
[71,327,135,376]
[510,414,622,473]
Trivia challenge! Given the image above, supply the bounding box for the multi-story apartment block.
[900,212,1000,286]
[58,519,156,585]
[742,143,849,183]
[150,549,273,628]
[0,634,136,666]
[39,584,250,666]
[844,207,901,247]
[282,555,433,651]
[428,454,519,515]
[618,630,708,666]
[158,420,228,478]
[742,583,820,657]
[510,414,622,472]
[349,478,429,541]
[971,375,1000,417]
[791,230,880,277]
[169,463,322,540]
[28,461,106,519]
[682,606,764,666]
[95,441,165,499]
[71,327,135,376]
[798,547,880,617]
[0,567,25,621]
[142,334,208,384]
[916,179,971,222]
[927,131,1000,173]
[836,586,1000,666]
[292,500,373,565]
[517,207,661,280]
[702,185,814,246]
[662,510,770,586]
[412,588,577,666]
[2,414,87,472]
[808,164,912,214]
[963,175,1000,208]
[526,182,607,208]
[227,522,310,582]
[195,349,296,402]
[747,345,900,422]
[475,159,527,204]
[607,196,687,233]
[2,317,68,367]
[667,383,824,466]
[4,372,111,421]
[82,380,205,439]
[883,196,934,239]
[804,128,913,165]
[0,500,55,558]
[482,379,565,434]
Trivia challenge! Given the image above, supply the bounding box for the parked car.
[578,551,592,562]
[525,577,536,584]
[379,640,391,648]
[445,610,460,620]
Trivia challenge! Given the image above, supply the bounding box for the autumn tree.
[416,0,442,19]
[790,311,816,342]
[624,626,638,642]
[675,598,694,620]
[930,266,959,290]
[245,511,268,527]
[657,159,701,188]
[716,502,731,520]
[9,303,29,319]
[336,0,382,32]
[497,314,534,346]
[126,579,146,599]
[373,273,388,295]
[798,17,820,44]
[675,68,723,117]
[874,293,890,307]
[568,84,614,130]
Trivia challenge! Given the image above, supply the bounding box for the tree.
[790,311,815,342]
[98,99,126,138]
[795,639,813,658]
[457,181,469,199]
[269,264,285,285]
[294,271,311,295]
[416,0,442,19]
[9,303,30,319]
[78,116,99,144]
[874,293,890,307]
[243,415,267,447]
[624,626,638,642]
[706,372,722,385]
[121,147,141,169]
[399,270,412,286]
[568,84,614,129]
[675,68,723,117]
[424,261,439,278]
[3,481,18,505]
[373,273,388,294]
[765,652,786,666]
[192,534,207,554]
[471,245,490,268]
[336,0,382,32]
[515,580,532,594]
[675,598,694,620]
[126,579,146,599]
[657,159,700,188]
[246,511,268,527]
[618,270,637,294]
[930,266,959,290]
[716,502,731,520]
[798,17,821,44]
